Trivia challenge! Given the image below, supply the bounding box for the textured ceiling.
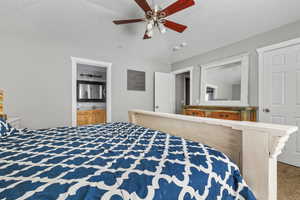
[1,0,300,63]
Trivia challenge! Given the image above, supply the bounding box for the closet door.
[77,111,93,126]
[154,72,175,113]
[260,43,300,167]
[93,110,106,124]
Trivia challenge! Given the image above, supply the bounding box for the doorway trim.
[257,37,300,120]
[183,75,190,105]
[171,67,194,112]
[71,57,112,126]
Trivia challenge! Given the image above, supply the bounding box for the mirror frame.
[200,53,249,106]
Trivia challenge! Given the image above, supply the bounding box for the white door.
[154,72,175,113]
[260,43,300,167]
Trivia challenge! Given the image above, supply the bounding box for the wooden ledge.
[129,109,296,135]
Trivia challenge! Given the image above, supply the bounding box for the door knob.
[155,106,159,109]
[263,108,270,113]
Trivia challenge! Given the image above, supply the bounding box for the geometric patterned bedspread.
[0,122,256,200]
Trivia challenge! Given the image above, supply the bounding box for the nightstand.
[7,116,21,129]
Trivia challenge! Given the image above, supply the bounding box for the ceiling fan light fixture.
[147,20,154,31]
[146,29,154,37]
[158,22,167,34]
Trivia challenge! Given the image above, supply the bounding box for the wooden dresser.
[183,106,257,122]
[77,109,106,126]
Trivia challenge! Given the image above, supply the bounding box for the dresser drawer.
[183,106,257,122]
[208,112,241,121]
[184,110,205,117]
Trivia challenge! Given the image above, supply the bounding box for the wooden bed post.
[128,111,137,124]
[242,129,276,200]
[128,110,297,200]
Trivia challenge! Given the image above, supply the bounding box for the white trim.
[258,49,265,121]
[172,66,194,75]
[257,37,300,53]
[256,37,300,121]
[171,67,194,112]
[200,54,249,107]
[71,57,112,127]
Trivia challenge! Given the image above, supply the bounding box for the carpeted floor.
[278,162,300,200]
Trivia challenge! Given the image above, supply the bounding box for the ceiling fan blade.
[161,0,195,17]
[163,20,187,33]
[134,0,152,13]
[143,31,152,39]
[113,19,145,25]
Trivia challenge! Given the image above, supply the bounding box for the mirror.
[200,54,249,106]
[77,81,106,102]
[204,61,241,101]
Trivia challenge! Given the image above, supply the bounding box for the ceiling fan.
[113,0,195,39]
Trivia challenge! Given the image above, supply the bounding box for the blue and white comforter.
[0,122,256,200]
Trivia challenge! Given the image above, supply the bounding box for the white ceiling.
[1,0,300,63]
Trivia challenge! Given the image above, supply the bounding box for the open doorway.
[185,75,190,105]
[172,67,193,114]
[71,57,112,127]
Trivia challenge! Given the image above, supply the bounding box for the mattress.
[0,122,256,200]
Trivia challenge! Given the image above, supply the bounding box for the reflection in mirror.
[204,61,241,101]
[79,84,103,100]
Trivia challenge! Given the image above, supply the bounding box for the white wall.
[0,30,171,129]
[172,20,300,106]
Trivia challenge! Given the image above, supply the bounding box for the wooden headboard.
[0,90,5,119]
[129,110,298,200]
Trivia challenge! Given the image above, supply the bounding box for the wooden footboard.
[129,110,298,200]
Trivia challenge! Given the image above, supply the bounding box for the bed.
[1,124,255,200]
[0,110,297,200]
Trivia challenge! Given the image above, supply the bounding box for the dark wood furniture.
[183,105,257,122]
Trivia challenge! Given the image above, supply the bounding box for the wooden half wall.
[129,110,298,200]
